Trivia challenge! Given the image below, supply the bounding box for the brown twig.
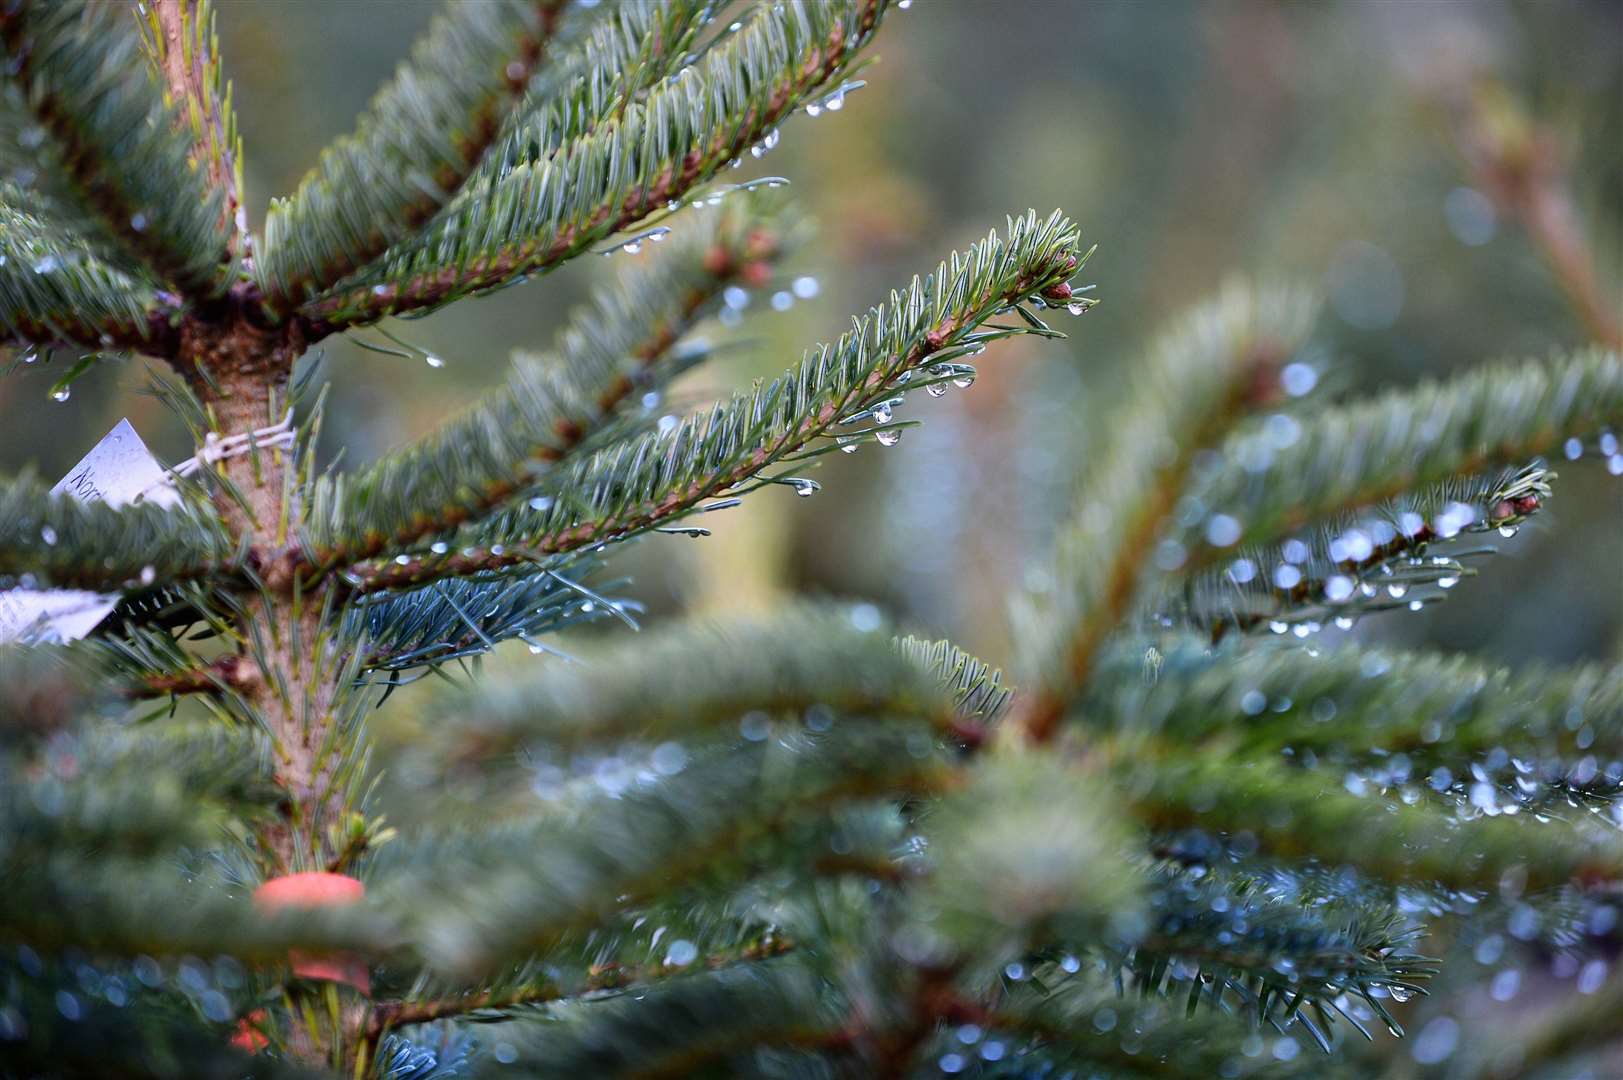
[1457,84,1621,351]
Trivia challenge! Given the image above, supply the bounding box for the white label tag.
[0,419,179,644]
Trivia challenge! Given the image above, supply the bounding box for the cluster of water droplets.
[1564,428,1623,475]
[802,80,864,118]
[597,225,672,257]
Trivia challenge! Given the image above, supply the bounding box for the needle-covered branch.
[372,728,953,975]
[140,0,247,256]
[0,0,230,298]
[458,963,843,1079]
[297,0,887,331]
[1108,868,1434,1041]
[305,194,792,569]
[1014,281,1317,740]
[471,0,718,183]
[1154,464,1550,640]
[1170,347,1623,574]
[345,209,1087,592]
[910,753,1141,953]
[1132,757,1623,892]
[1078,637,1622,768]
[255,0,576,312]
[0,196,175,353]
[0,471,236,593]
[437,606,968,760]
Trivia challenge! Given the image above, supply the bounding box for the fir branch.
[126,654,260,699]
[1081,635,1623,769]
[1132,757,1623,892]
[967,975,1348,1079]
[911,753,1141,951]
[305,194,791,569]
[0,196,176,352]
[347,558,627,676]
[1157,463,1551,640]
[296,0,888,331]
[255,0,575,311]
[475,0,718,181]
[140,0,247,257]
[1103,868,1434,1037]
[438,606,965,761]
[1170,347,1623,576]
[344,210,1087,592]
[897,634,1017,732]
[0,471,237,593]
[0,855,399,960]
[0,0,230,297]
[373,729,953,974]
[457,963,844,1079]
[367,934,796,1037]
[1014,281,1318,741]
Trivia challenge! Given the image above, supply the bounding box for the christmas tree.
[2,1,1621,1077]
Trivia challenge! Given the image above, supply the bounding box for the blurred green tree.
[0,1,1619,1077]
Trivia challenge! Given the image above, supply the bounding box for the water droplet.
[1437,575,1458,588]
[40,526,58,545]
[1497,524,1518,538]
[424,354,444,368]
[1334,615,1355,630]
[1564,437,1584,460]
[50,387,70,402]
[792,276,819,299]
[1388,985,1414,1003]
[788,478,820,497]
[1280,362,1318,397]
[952,371,975,389]
[33,254,60,274]
[805,102,822,118]
[875,428,902,447]
[1066,300,1090,315]
[139,565,155,586]
[1268,620,1289,635]
[898,0,912,8]
[1387,583,1408,599]
[430,541,449,554]
[19,347,38,365]
[1408,599,1423,611]
[771,291,793,311]
[872,402,893,424]
[926,382,948,398]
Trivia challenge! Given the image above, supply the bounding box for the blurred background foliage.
[3,2,1620,1073]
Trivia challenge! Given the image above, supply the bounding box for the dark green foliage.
[0,1,229,297]
[433,605,960,757]
[0,472,235,593]
[297,0,887,330]
[0,196,164,351]
[1170,347,1623,569]
[341,209,1086,592]
[256,0,575,309]
[2,1,1620,1077]
[306,193,795,566]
